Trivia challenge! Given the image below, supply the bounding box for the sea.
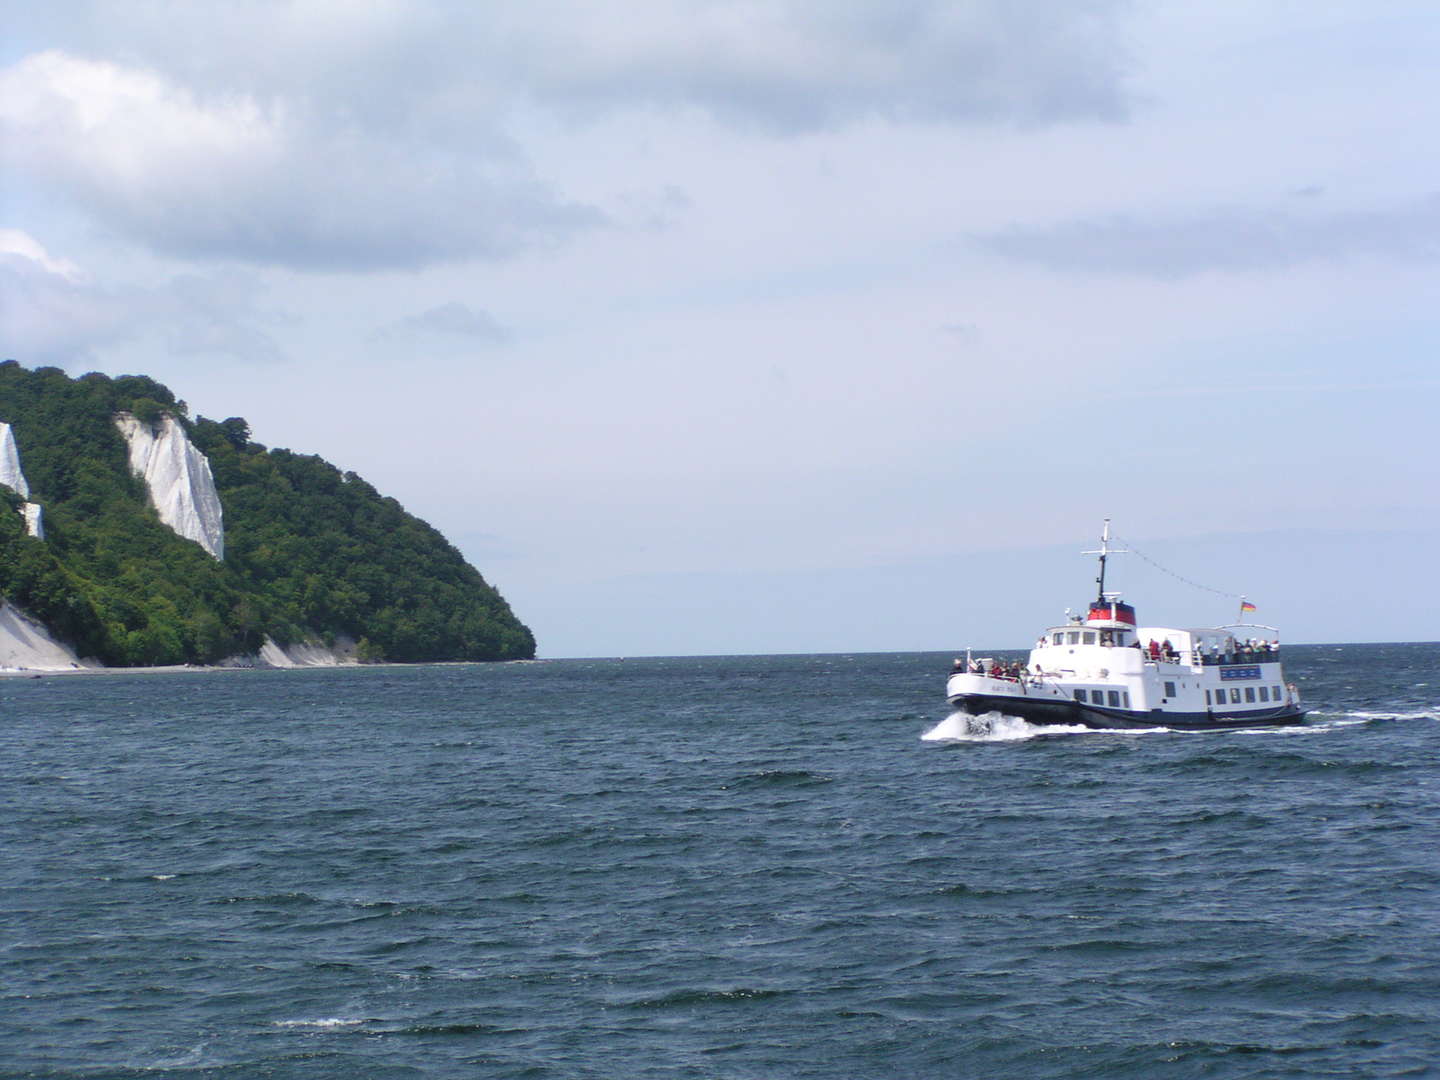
[3,642,1438,1079]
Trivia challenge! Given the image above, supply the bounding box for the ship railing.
[1199,648,1279,665]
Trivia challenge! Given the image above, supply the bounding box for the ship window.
[1067,631,1080,644]
[1230,688,1241,703]
[1259,686,1269,702]
[1164,681,1177,698]
[1123,691,1130,707]
[1245,686,1256,702]
[1273,685,1282,699]
[1052,633,1063,645]
[1205,690,1212,706]
[1107,690,1120,707]
[1073,689,1085,702]
[1082,631,1096,644]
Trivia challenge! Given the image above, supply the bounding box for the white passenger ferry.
[945,523,1305,730]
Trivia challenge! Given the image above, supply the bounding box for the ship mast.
[1083,519,1128,605]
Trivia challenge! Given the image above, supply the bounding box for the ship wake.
[922,710,1091,742]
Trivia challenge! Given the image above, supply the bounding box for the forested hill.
[0,361,535,666]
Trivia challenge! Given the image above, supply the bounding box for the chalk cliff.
[0,362,534,669]
[0,601,94,671]
[0,421,44,538]
[114,413,225,559]
[0,422,30,498]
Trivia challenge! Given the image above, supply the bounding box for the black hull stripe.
[947,693,1305,730]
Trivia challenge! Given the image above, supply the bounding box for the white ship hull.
[945,523,1305,730]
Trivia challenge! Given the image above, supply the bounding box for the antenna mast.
[1083,519,1128,604]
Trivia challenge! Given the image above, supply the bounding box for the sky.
[1,1,1437,656]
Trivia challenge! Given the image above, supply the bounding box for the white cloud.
[0,231,287,366]
[0,232,136,363]
[1,4,1133,272]
[18,1,1134,130]
[0,228,85,280]
[0,51,601,272]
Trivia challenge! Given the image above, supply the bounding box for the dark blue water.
[3,643,1438,1078]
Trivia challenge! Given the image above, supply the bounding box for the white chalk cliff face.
[0,421,44,538]
[0,422,30,498]
[0,600,95,671]
[114,413,226,559]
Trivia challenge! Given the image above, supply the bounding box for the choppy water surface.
[3,643,1438,1078]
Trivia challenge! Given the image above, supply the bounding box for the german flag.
[1240,600,1257,614]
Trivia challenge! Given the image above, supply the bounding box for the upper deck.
[1033,601,1282,670]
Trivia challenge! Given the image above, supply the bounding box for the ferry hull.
[948,692,1306,731]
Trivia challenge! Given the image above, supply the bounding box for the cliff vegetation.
[0,361,535,665]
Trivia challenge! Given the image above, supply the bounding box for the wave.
[273,1016,369,1029]
[724,769,834,788]
[921,710,1129,742]
[619,986,791,1010]
[1338,709,1439,721]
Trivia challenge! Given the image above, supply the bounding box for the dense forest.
[0,361,535,665]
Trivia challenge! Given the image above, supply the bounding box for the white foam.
[922,710,1092,742]
[274,1017,366,1029]
[1343,710,1439,721]
[114,412,225,558]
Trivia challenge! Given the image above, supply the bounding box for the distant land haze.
[0,362,534,670]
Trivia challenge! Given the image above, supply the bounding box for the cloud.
[1,4,1133,272]
[374,302,510,344]
[0,232,137,363]
[0,231,287,366]
[164,272,290,364]
[0,51,603,273]
[973,195,1440,277]
[19,1,1135,131]
[486,0,1133,132]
